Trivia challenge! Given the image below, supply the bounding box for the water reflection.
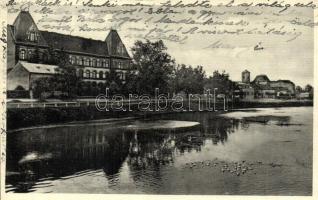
[6,111,294,193]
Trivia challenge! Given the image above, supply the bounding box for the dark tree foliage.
[205,70,235,95]
[52,49,82,98]
[130,40,175,95]
[32,77,54,99]
[172,64,206,95]
[304,84,314,99]
[105,68,123,95]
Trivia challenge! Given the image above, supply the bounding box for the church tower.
[242,70,250,83]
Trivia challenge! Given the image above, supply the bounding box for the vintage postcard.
[0,0,317,199]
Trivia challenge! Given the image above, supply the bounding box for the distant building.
[235,70,295,100]
[297,92,310,99]
[235,82,255,100]
[7,11,132,98]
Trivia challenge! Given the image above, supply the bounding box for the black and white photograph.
[0,0,317,199]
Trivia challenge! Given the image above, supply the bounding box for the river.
[5,107,312,195]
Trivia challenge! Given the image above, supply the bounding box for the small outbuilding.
[7,61,58,98]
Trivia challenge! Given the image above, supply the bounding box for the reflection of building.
[7,11,132,97]
[235,70,295,99]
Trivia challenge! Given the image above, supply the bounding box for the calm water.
[5,107,312,195]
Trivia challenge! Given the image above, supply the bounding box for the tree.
[105,68,123,95]
[205,70,234,95]
[122,68,138,95]
[172,64,206,95]
[52,49,82,98]
[295,86,303,94]
[32,77,54,100]
[131,40,175,95]
[304,84,314,99]
[304,84,313,93]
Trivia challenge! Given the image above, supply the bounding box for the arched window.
[99,71,103,79]
[19,49,26,59]
[89,58,92,66]
[77,57,84,65]
[28,50,33,59]
[85,70,90,78]
[122,72,126,80]
[69,55,76,65]
[102,59,105,68]
[84,58,90,66]
[92,59,97,67]
[105,60,109,68]
[92,71,97,79]
[96,59,101,67]
[118,62,122,69]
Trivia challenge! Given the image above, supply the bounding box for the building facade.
[7,11,132,97]
[235,70,295,100]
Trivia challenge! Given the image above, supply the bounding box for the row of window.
[27,30,39,42]
[19,49,48,61]
[69,55,128,69]
[18,49,128,70]
[113,60,126,69]
[69,55,109,68]
[78,70,126,80]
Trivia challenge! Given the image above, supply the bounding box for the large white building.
[7,11,132,98]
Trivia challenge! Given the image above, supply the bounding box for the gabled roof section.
[105,29,130,58]
[12,11,48,46]
[40,31,109,56]
[18,61,58,74]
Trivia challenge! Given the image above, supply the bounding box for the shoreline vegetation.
[7,99,312,131]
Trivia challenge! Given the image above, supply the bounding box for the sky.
[7,0,316,87]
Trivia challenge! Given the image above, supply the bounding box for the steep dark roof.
[12,11,48,46]
[40,31,108,56]
[105,29,130,58]
[9,11,132,58]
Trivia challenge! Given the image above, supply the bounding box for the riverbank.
[232,99,313,108]
[7,100,313,130]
